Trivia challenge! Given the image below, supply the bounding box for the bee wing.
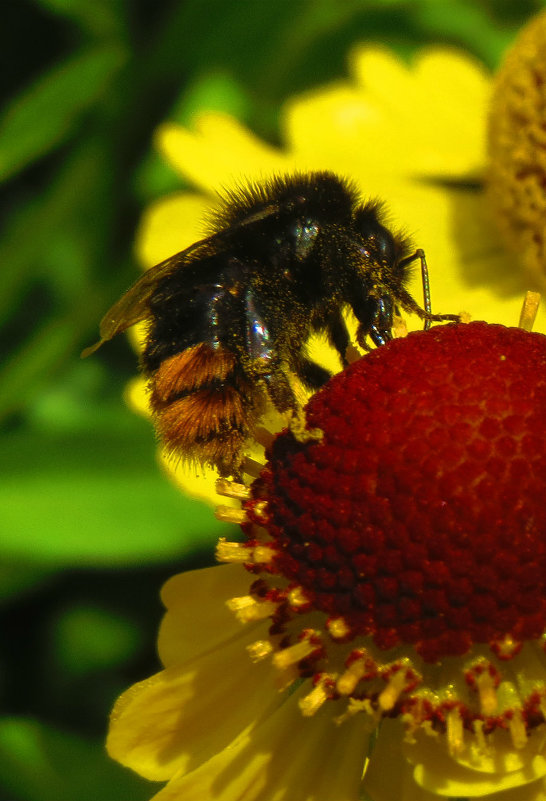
[81,237,217,358]
[81,198,285,358]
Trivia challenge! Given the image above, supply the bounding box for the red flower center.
[247,322,546,662]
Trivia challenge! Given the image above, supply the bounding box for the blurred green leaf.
[51,605,142,676]
[0,717,152,801]
[0,410,233,567]
[32,0,128,39]
[0,562,55,603]
[0,44,127,183]
[415,0,523,67]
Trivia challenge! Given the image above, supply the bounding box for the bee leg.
[324,309,351,367]
[292,354,331,390]
[262,366,299,414]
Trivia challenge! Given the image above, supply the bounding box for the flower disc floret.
[248,322,546,663]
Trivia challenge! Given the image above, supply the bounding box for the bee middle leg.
[324,309,351,366]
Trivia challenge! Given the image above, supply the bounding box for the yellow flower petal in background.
[156,115,290,194]
[284,46,490,180]
[135,193,212,268]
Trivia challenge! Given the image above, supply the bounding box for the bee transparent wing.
[81,198,286,358]
[81,236,222,358]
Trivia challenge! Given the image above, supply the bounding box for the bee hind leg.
[262,366,300,414]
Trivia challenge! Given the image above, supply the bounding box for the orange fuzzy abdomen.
[149,343,258,475]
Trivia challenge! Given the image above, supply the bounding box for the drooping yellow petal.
[158,564,250,665]
[149,684,370,801]
[107,619,279,781]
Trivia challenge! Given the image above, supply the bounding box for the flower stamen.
[519,290,541,331]
[216,537,275,565]
[446,707,465,755]
[299,673,337,716]
[272,629,324,670]
[226,594,279,622]
[214,505,248,524]
[215,477,251,500]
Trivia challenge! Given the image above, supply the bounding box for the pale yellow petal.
[107,621,279,781]
[362,720,440,801]
[150,685,369,801]
[350,45,490,177]
[156,116,289,194]
[405,725,546,797]
[158,565,250,665]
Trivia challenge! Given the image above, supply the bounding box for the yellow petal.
[107,619,279,781]
[156,116,289,194]
[362,720,440,801]
[158,564,250,665]
[350,45,490,178]
[135,192,211,268]
[406,725,546,797]
[150,684,370,801]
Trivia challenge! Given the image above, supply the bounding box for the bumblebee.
[83,171,459,477]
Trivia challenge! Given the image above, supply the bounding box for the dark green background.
[1,1,543,799]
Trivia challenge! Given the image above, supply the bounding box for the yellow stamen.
[337,657,367,696]
[272,631,322,669]
[214,505,248,524]
[247,639,274,661]
[215,478,251,500]
[287,585,311,609]
[509,709,528,749]
[518,290,541,331]
[299,674,336,716]
[475,671,498,716]
[226,595,278,622]
[216,538,275,564]
[446,708,464,755]
[378,669,408,712]
[472,719,490,755]
[392,314,408,339]
[327,617,351,639]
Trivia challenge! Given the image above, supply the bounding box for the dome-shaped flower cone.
[238,321,546,799]
[488,10,546,289]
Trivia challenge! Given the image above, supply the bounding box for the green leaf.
[51,605,142,676]
[0,44,127,183]
[32,0,127,39]
[0,562,55,603]
[0,717,153,801]
[0,412,235,567]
